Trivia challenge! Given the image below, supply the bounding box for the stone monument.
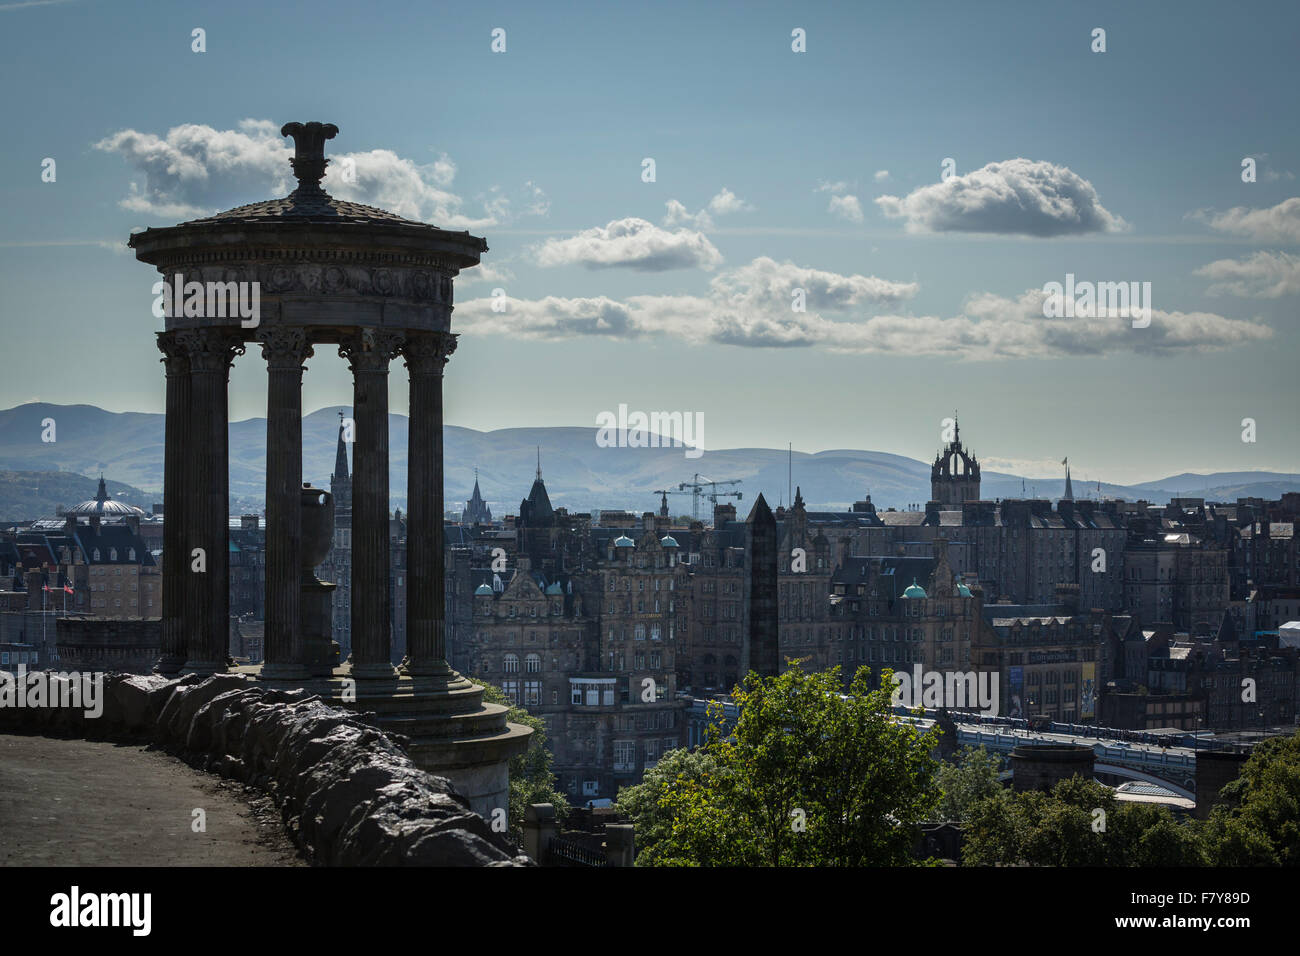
[129,121,531,816]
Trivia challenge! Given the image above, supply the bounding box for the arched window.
[525,653,542,673]
[504,653,519,673]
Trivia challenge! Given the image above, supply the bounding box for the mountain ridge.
[1,403,1296,517]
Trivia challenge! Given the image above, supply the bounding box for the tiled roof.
[181,192,433,228]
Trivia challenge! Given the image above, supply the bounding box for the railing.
[548,836,608,867]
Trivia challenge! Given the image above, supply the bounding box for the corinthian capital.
[156,331,190,377]
[339,328,405,373]
[402,331,458,375]
[177,328,245,372]
[257,326,315,370]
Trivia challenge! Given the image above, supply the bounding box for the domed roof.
[545,582,563,595]
[956,582,973,597]
[67,477,143,518]
[181,192,429,228]
[902,578,927,599]
[660,535,679,548]
[474,583,494,596]
[614,535,635,548]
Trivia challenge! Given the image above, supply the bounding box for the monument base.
[240,662,532,819]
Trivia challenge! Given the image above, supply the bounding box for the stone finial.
[281,121,339,194]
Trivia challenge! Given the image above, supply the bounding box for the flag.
[63,585,74,595]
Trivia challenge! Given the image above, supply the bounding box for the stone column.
[402,331,457,677]
[179,328,243,673]
[340,329,404,679]
[259,327,314,680]
[155,332,190,675]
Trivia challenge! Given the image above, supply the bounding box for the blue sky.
[1,0,1297,484]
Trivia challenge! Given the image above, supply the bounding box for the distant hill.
[0,470,152,523]
[1,403,1296,518]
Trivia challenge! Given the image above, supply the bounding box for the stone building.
[976,588,1126,723]
[456,504,690,801]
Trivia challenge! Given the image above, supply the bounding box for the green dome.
[956,582,973,597]
[474,583,494,596]
[545,582,563,595]
[614,535,635,548]
[660,535,679,548]
[902,578,927,599]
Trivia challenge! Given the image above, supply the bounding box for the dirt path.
[0,735,305,866]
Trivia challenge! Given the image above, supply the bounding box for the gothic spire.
[333,411,350,480]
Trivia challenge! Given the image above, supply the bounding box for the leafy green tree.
[637,664,941,866]
[615,748,717,866]
[473,678,570,839]
[963,776,1203,866]
[1202,731,1300,865]
[935,746,1004,822]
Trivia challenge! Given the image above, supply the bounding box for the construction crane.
[675,474,743,521]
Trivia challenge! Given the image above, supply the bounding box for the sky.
[1,0,1297,486]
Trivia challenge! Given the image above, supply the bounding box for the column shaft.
[342,331,403,679]
[179,329,242,672]
[260,328,313,679]
[403,332,457,676]
[155,332,190,674]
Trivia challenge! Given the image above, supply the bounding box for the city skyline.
[1,0,1297,485]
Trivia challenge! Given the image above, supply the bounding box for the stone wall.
[0,671,528,866]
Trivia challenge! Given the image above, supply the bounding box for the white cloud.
[93,119,499,228]
[706,187,753,217]
[1190,197,1300,242]
[875,158,1127,237]
[534,217,723,271]
[457,261,517,287]
[522,180,550,217]
[94,119,292,219]
[1194,250,1300,298]
[663,187,753,231]
[456,267,1268,360]
[827,194,864,223]
[874,170,890,182]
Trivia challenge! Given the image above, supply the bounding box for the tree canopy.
[623,663,941,866]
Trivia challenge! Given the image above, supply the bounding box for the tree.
[1202,731,1300,865]
[638,664,941,866]
[935,745,1003,822]
[472,678,570,840]
[963,776,1203,866]
[615,748,717,866]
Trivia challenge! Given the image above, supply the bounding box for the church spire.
[536,446,542,482]
[1062,457,1074,501]
[333,411,350,480]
